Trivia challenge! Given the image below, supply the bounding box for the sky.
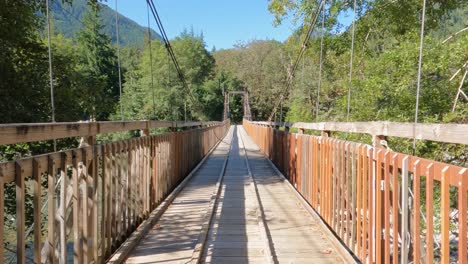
[104,0,297,50]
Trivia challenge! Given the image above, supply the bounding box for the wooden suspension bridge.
[0,103,467,263]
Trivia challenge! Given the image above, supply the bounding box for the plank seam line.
[244,128,358,263]
[238,127,276,264]
[106,126,231,264]
[189,127,234,263]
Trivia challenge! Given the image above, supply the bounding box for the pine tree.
[76,2,120,120]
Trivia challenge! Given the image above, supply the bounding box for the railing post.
[373,134,386,264]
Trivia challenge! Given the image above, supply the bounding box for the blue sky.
[104,0,297,50]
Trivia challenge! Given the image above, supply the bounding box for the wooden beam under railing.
[249,120,468,145]
[0,120,225,145]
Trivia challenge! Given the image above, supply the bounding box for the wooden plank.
[0,120,226,145]
[106,144,113,256]
[350,143,357,252]
[413,160,421,264]
[47,157,56,264]
[425,164,434,264]
[441,166,450,264]
[340,141,346,241]
[356,145,362,258]
[375,150,383,263]
[362,146,368,262]
[249,121,468,145]
[458,168,468,264]
[73,150,83,263]
[33,158,42,264]
[392,154,399,264]
[384,152,391,264]
[0,162,4,263]
[16,161,26,264]
[92,147,98,263]
[100,145,107,262]
[59,153,67,264]
[368,147,374,264]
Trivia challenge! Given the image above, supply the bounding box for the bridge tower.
[223,90,252,121]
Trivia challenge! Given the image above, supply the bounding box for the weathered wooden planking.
[201,126,271,263]
[115,127,233,264]
[239,126,354,263]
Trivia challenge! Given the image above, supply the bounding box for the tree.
[76,2,120,121]
[0,0,49,123]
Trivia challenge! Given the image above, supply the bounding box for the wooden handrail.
[0,120,225,145]
[243,120,468,263]
[0,121,231,263]
[250,120,468,145]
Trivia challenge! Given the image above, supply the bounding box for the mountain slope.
[51,0,161,47]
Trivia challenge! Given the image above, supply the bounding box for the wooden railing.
[244,120,467,264]
[0,120,230,264]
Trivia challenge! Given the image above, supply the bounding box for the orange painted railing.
[0,120,229,264]
[244,120,467,264]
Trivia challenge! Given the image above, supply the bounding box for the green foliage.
[117,30,220,122]
[214,40,289,120]
[76,2,120,120]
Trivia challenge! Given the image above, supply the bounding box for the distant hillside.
[50,0,161,47]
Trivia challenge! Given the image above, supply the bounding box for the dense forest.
[0,0,466,164]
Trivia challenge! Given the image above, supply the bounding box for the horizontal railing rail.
[0,120,230,264]
[251,121,468,145]
[0,120,224,145]
[244,119,467,264]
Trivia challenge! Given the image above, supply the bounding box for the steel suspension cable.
[316,0,326,121]
[115,0,124,120]
[147,2,156,118]
[46,0,57,151]
[346,0,357,122]
[413,0,427,150]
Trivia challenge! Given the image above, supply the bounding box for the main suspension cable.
[413,0,427,151]
[115,0,124,120]
[346,0,357,122]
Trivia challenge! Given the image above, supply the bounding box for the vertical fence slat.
[0,166,4,263]
[48,157,56,264]
[413,160,421,264]
[101,145,107,261]
[392,154,399,264]
[375,150,383,263]
[459,169,468,264]
[59,154,67,264]
[16,161,25,264]
[384,152,391,264]
[82,150,89,264]
[400,156,409,264]
[356,145,362,258]
[33,159,42,264]
[441,166,450,264]
[426,164,434,264]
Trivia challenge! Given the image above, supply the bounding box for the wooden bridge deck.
[123,125,353,264]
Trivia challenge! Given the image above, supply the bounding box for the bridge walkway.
[124,125,352,263]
